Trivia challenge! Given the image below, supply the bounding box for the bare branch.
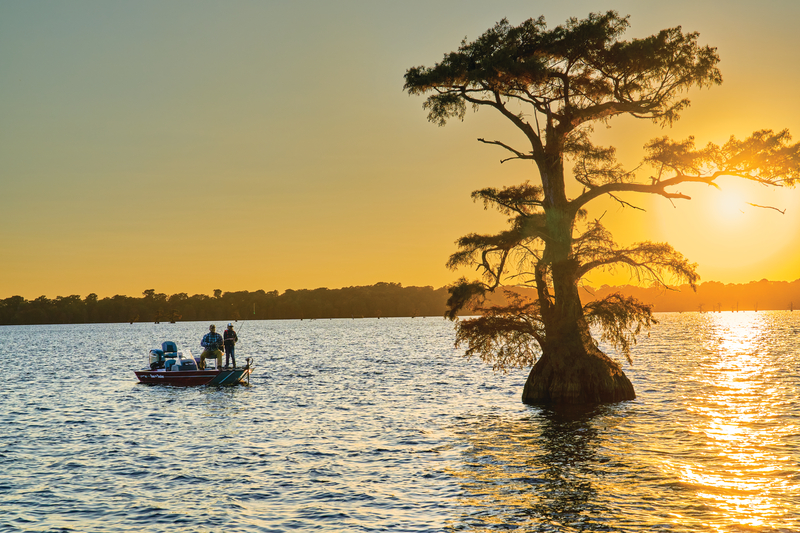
[477,138,534,163]
[608,193,646,211]
[748,203,786,214]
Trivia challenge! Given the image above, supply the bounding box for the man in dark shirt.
[199,324,224,369]
[224,323,238,369]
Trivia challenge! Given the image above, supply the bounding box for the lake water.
[1,312,799,532]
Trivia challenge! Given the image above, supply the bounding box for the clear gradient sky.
[2,0,800,299]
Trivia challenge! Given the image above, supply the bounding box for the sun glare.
[646,176,800,283]
[712,187,747,225]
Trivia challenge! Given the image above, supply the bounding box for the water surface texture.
[1,313,799,532]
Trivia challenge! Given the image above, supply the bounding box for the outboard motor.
[149,349,165,370]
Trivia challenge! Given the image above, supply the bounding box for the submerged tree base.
[522,329,635,404]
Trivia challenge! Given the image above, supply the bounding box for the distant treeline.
[0,283,449,325]
[483,279,800,314]
[3,279,799,326]
[583,279,800,313]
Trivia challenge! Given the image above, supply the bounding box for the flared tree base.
[521,331,635,405]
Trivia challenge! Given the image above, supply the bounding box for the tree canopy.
[406,12,721,130]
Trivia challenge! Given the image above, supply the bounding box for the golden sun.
[712,187,747,225]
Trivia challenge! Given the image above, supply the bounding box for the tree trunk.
[523,143,635,404]
[525,192,636,404]
[522,253,636,404]
[521,318,635,404]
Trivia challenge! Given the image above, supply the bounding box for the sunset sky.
[2,0,800,299]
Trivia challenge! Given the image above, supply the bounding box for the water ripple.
[1,314,799,531]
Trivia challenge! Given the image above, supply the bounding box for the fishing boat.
[134,341,253,386]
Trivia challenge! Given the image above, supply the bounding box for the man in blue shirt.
[199,324,224,370]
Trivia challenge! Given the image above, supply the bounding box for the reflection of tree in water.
[446,405,625,532]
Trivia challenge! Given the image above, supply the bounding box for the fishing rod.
[236,319,246,337]
[233,301,256,339]
[235,300,258,342]
[232,318,247,370]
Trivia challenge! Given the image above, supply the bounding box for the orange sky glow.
[2,1,799,299]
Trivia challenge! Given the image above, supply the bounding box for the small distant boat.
[134,341,253,386]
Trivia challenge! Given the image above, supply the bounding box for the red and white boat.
[134,341,252,386]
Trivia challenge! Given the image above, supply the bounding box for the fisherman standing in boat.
[223,323,238,369]
[199,324,224,370]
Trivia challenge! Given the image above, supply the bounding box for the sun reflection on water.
[664,312,799,531]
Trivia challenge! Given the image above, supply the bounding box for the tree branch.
[571,177,697,212]
[608,193,646,211]
[748,203,786,214]
[477,138,534,163]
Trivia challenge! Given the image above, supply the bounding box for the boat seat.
[162,341,178,354]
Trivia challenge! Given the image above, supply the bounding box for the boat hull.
[135,367,251,386]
